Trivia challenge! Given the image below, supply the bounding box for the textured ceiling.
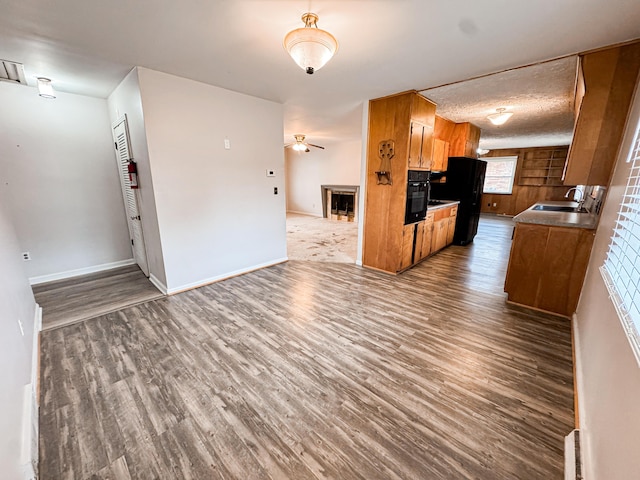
[1,1,639,148]
[421,56,579,150]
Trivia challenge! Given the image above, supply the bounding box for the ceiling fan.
[284,134,325,152]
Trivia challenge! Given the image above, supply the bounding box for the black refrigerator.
[430,157,487,245]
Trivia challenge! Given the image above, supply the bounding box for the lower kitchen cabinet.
[419,212,435,260]
[397,205,458,272]
[504,222,595,317]
[400,223,415,271]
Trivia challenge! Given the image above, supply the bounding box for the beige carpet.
[286,213,358,263]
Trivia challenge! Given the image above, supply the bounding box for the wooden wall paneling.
[480,147,573,216]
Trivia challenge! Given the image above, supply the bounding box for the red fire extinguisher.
[128,160,139,189]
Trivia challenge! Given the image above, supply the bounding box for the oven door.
[405,181,429,224]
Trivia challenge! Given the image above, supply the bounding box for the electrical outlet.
[22,252,31,261]
[224,138,231,150]
[274,187,278,195]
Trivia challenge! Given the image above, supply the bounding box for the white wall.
[108,69,167,289]
[0,196,38,480]
[136,68,287,292]
[0,82,132,282]
[574,79,640,479]
[285,138,362,217]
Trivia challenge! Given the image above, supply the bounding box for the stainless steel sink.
[532,204,588,213]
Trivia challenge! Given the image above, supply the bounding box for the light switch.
[266,169,275,177]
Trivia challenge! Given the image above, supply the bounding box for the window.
[601,126,640,366]
[482,156,517,194]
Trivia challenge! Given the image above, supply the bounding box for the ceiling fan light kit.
[284,13,338,74]
[487,107,513,126]
[285,134,325,152]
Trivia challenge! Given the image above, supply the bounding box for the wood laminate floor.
[39,215,575,479]
[33,264,164,331]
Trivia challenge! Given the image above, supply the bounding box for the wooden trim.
[572,316,580,429]
[505,299,572,320]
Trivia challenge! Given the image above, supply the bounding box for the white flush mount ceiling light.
[284,13,338,74]
[487,108,513,126]
[36,77,55,99]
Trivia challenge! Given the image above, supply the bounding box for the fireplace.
[321,185,359,222]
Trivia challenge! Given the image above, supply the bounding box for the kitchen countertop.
[513,201,599,230]
[427,200,460,211]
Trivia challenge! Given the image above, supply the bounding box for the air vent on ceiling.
[0,60,27,85]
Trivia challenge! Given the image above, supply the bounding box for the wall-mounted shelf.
[518,148,568,186]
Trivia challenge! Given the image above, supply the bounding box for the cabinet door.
[420,124,434,170]
[431,138,449,172]
[399,224,415,270]
[421,216,434,259]
[446,216,456,245]
[408,122,424,169]
[431,220,448,252]
[414,221,425,262]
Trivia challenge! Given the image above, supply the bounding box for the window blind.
[601,128,640,367]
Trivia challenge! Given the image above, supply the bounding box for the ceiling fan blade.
[307,143,325,149]
[284,143,294,148]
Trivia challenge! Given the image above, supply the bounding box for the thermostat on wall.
[266,169,275,177]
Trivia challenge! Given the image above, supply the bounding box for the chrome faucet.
[565,187,586,211]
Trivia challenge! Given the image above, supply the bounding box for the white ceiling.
[1,0,640,148]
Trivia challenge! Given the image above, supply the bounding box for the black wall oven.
[405,170,430,224]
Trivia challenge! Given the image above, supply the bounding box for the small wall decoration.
[376,140,394,185]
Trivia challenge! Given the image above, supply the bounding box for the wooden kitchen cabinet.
[431,138,450,172]
[419,212,435,260]
[400,223,416,271]
[408,121,434,170]
[431,114,481,166]
[431,207,450,253]
[450,122,481,158]
[504,222,595,317]
[446,216,456,245]
[564,41,640,187]
[363,91,437,273]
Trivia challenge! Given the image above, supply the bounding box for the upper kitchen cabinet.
[432,115,481,171]
[564,41,640,186]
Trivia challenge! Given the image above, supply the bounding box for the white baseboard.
[572,313,591,479]
[286,210,323,217]
[29,259,136,285]
[149,273,168,295]
[166,257,288,295]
